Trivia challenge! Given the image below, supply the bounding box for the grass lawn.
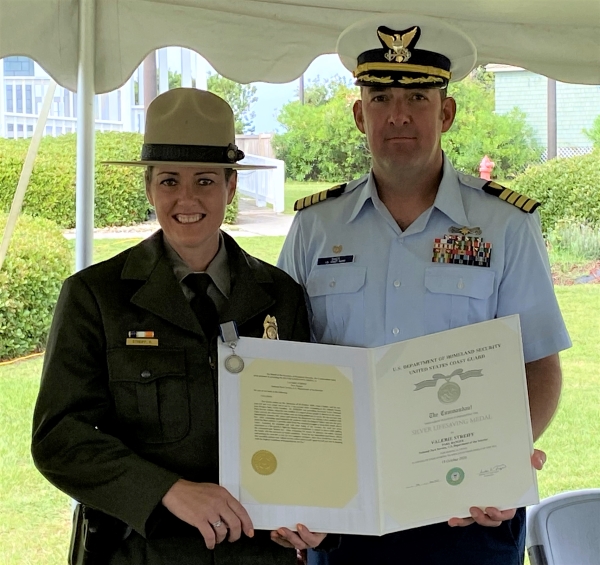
[0,357,71,564]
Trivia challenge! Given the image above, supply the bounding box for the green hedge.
[0,132,148,228]
[0,213,71,360]
[511,151,600,233]
[0,132,239,227]
[225,193,239,225]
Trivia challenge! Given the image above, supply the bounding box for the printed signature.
[479,464,507,477]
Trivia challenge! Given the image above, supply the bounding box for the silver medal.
[225,354,245,374]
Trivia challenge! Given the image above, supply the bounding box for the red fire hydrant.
[479,155,495,180]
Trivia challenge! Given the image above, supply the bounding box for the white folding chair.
[526,489,600,565]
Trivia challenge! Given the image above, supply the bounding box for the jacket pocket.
[424,266,496,332]
[107,348,189,444]
[306,265,366,345]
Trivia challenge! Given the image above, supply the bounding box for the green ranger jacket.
[32,231,310,565]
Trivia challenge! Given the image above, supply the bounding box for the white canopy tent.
[0,0,599,269]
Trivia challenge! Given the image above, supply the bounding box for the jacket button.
[141,370,151,378]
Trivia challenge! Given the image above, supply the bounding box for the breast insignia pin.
[449,226,482,236]
[262,315,279,340]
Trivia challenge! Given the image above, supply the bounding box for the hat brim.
[102,160,275,170]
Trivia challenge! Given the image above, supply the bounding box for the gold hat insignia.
[378,26,419,63]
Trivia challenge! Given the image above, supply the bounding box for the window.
[3,56,34,76]
[5,85,13,112]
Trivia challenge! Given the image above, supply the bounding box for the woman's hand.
[162,479,254,549]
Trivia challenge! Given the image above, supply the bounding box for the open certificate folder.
[218,315,538,535]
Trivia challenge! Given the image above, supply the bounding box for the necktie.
[184,273,219,339]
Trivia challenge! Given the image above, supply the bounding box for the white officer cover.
[0,0,599,93]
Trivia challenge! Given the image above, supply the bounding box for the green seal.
[446,467,465,486]
[438,381,461,404]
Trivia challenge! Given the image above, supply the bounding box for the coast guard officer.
[274,14,571,565]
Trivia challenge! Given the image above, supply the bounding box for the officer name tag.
[317,255,355,265]
[126,338,159,346]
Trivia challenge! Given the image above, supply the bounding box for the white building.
[0,47,208,138]
[0,49,285,212]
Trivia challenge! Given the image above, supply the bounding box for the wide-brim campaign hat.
[104,88,273,169]
[337,14,477,89]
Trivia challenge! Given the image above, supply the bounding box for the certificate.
[218,315,538,535]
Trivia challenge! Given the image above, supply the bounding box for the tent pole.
[75,0,96,271]
[0,81,57,272]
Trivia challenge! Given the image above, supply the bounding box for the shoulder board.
[294,184,347,212]
[481,181,540,214]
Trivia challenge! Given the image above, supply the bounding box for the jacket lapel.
[121,231,277,335]
[121,232,202,336]
[221,232,275,328]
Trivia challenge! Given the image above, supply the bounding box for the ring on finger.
[212,520,223,528]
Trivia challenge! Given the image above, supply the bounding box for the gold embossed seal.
[251,450,277,475]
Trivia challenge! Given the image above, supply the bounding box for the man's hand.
[271,524,327,550]
[162,479,254,549]
[448,449,546,528]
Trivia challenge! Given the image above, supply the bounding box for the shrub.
[0,213,71,360]
[273,71,541,182]
[0,133,239,227]
[273,77,371,182]
[583,114,600,149]
[510,151,600,233]
[546,220,600,261]
[225,192,239,224]
[0,133,148,228]
[443,75,543,177]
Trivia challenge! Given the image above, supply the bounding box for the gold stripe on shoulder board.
[482,181,540,214]
[294,183,347,211]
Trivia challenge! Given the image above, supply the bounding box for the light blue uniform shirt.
[277,158,571,363]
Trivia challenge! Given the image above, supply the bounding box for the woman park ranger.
[31,88,314,564]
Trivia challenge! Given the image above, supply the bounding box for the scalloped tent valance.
[0,0,599,93]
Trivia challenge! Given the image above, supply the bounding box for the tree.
[443,70,542,177]
[167,70,195,90]
[583,115,600,148]
[273,77,370,181]
[207,73,257,134]
[164,71,256,133]
[274,71,541,182]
